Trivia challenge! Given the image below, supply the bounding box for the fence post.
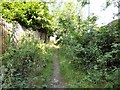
[0,25,2,54]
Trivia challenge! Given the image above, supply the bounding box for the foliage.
[1,2,54,35]
[2,31,54,88]
[55,1,120,87]
[53,1,97,45]
[1,0,120,88]
[62,18,119,87]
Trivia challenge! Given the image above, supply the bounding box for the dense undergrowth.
[0,1,120,88]
[54,2,120,88]
[59,19,120,88]
[1,32,54,88]
[59,46,105,88]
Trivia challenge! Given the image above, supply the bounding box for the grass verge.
[58,46,106,88]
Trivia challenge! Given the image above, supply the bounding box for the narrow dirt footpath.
[49,47,65,88]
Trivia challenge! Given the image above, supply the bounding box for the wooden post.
[0,23,3,54]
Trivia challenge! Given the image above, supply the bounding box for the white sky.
[49,0,118,27]
[82,0,118,26]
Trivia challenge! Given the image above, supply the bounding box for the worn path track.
[49,47,65,88]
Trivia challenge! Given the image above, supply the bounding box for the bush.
[59,19,120,88]
[2,32,53,88]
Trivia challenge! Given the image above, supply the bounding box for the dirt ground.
[49,47,65,88]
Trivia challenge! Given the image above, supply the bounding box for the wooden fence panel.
[0,24,2,54]
[0,19,12,54]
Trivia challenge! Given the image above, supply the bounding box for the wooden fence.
[0,19,18,54]
[0,19,8,54]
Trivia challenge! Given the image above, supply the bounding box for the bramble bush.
[2,31,53,88]
[53,1,119,87]
[57,8,120,87]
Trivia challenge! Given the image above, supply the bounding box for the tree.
[1,2,54,36]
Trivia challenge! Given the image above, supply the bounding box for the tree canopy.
[1,2,54,35]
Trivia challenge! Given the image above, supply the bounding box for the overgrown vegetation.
[56,2,120,88]
[0,2,55,88]
[1,31,54,88]
[1,0,119,88]
[1,2,54,35]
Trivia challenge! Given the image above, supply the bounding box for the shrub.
[2,32,52,88]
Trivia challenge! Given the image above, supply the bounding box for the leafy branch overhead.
[1,2,54,35]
